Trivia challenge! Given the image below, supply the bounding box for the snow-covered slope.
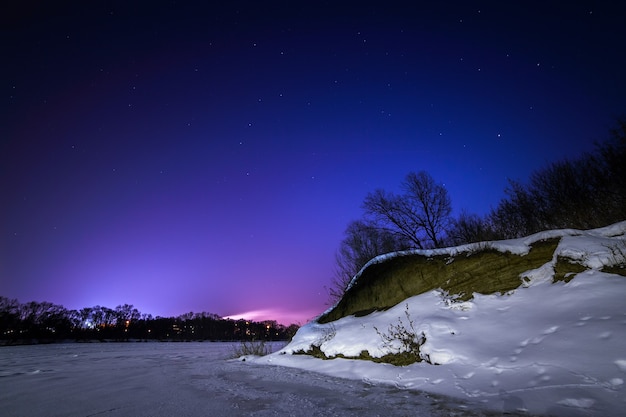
[250,222,626,416]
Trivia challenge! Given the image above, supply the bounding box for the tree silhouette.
[331,171,452,302]
[363,171,452,249]
[0,298,298,344]
[329,220,408,303]
[487,118,626,239]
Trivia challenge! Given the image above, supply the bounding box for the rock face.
[319,239,558,323]
[319,223,626,324]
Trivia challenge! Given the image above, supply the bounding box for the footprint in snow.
[542,325,559,335]
[557,398,595,409]
[483,357,499,367]
[614,359,626,372]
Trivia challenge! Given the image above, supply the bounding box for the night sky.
[2,1,625,324]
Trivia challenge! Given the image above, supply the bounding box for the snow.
[1,342,511,416]
[1,223,624,416]
[248,222,626,416]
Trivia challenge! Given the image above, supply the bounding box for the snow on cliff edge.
[250,222,626,416]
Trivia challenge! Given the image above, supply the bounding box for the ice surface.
[1,342,513,416]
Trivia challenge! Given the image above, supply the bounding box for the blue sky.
[2,1,625,323]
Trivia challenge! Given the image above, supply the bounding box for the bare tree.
[591,119,626,225]
[528,159,597,230]
[78,307,93,329]
[363,171,452,249]
[329,171,452,303]
[488,180,540,239]
[329,220,408,304]
[448,210,495,245]
[0,297,20,335]
[115,304,141,327]
[488,119,626,238]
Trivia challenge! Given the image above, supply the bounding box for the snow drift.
[249,221,626,416]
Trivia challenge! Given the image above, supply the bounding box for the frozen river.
[1,342,519,416]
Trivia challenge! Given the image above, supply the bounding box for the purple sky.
[2,1,625,324]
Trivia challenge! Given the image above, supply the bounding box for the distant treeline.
[0,297,299,345]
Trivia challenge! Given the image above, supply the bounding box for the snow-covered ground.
[249,222,626,416]
[1,342,514,416]
[2,224,624,416]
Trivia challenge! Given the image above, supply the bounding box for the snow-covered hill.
[249,222,626,416]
